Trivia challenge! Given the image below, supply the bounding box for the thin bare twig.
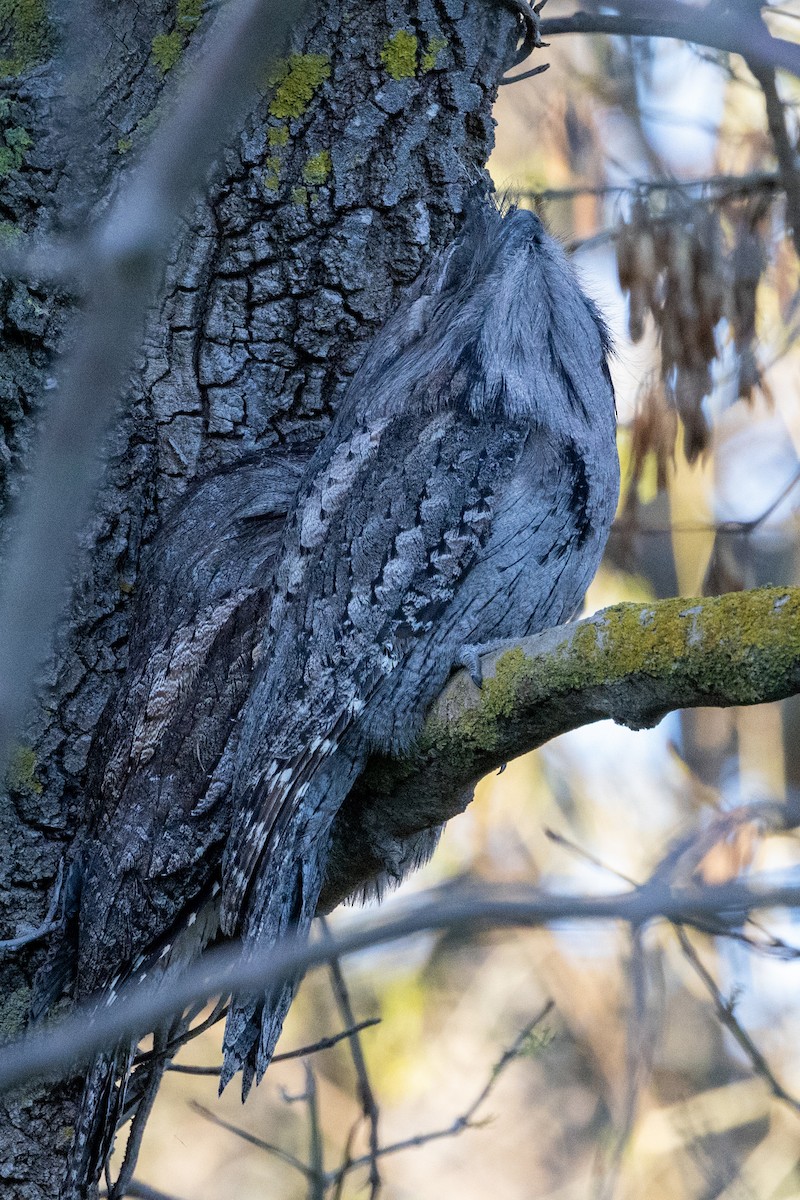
[546,828,653,1200]
[5,877,800,1095]
[736,917,800,960]
[613,466,800,538]
[500,0,545,69]
[134,997,229,1068]
[0,860,63,952]
[562,177,786,257]
[274,1017,381,1064]
[549,817,800,1116]
[165,1017,381,1075]
[445,1003,555,1128]
[331,1121,359,1200]
[539,3,800,78]
[519,170,781,205]
[674,925,800,1113]
[112,1024,175,1200]
[192,1101,316,1180]
[328,1002,555,1184]
[305,1064,326,1200]
[545,828,637,886]
[748,55,800,257]
[193,1004,553,1193]
[321,918,382,1200]
[549,807,798,945]
[596,926,651,1200]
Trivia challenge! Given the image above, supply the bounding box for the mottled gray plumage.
[53,451,312,1200]
[219,201,619,1090]
[55,199,618,1197]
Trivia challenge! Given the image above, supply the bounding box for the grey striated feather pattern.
[56,201,618,1194]
[219,201,619,1090]
[71,453,311,1000]
[53,452,311,1200]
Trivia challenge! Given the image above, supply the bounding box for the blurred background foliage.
[126,3,800,1196]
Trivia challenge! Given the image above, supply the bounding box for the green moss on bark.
[151,29,182,74]
[151,0,204,75]
[177,0,203,32]
[6,744,42,795]
[268,123,289,147]
[302,149,331,185]
[421,34,448,71]
[409,588,800,777]
[0,106,32,177]
[381,29,418,79]
[0,0,51,76]
[548,590,800,704]
[380,30,447,79]
[0,986,30,1036]
[268,53,331,119]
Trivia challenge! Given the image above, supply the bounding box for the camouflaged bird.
[56,199,618,1197]
[219,200,620,1091]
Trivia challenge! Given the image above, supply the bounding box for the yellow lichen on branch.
[431,587,800,758]
[359,587,800,809]
[322,588,800,907]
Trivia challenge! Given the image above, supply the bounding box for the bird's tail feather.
[59,1046,133,1200]
[221,815,340,1096]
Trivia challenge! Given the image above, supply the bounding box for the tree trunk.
[0,1,519,1193]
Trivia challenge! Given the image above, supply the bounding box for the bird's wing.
[219,404,527,935]
[67,457,306,996]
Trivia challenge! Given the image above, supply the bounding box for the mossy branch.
[321,586,800,908]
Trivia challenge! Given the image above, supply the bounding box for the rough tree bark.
[0,1,523,1194]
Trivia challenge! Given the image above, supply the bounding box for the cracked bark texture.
[0,1,519,1194]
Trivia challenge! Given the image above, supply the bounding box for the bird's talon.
[458,645,484,688]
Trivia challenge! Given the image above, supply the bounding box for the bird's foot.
[456,644,485,688]
[456,639,525,688]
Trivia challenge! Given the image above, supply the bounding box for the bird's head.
[345,200,614,433]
